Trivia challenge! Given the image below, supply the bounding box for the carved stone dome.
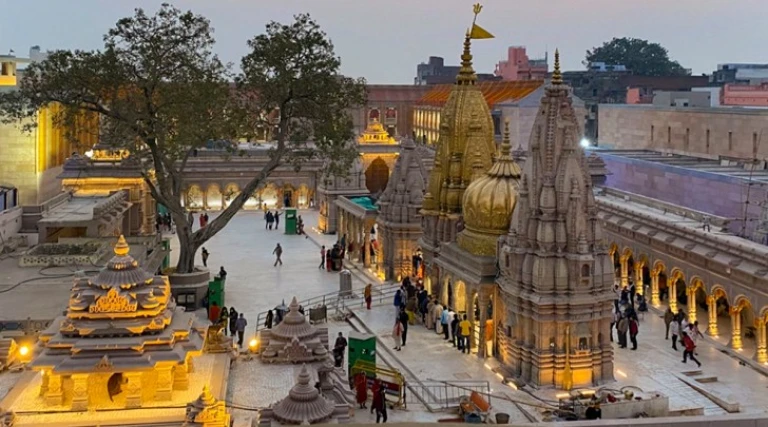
[270,297,317,340]
[458,121,521,256]
[272,364,335,424]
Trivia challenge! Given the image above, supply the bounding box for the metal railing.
[254,282,401,331]
[406,380,492,411]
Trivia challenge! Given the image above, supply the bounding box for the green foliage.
[585,37,688,77]
[237,13,367,180]
[0,5,367,273]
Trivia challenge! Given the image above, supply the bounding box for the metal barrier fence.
[406,380,492,411]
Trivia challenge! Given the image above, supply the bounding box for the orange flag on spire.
[469,23,494,40]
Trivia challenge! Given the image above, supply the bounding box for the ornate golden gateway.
[89,287,138,313]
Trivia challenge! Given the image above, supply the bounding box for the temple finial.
[114,235,129,256]
[501,119,512,156]
[456,33,476,85]
[552,49,563,85]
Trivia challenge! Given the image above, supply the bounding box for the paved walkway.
[168,210,368,335]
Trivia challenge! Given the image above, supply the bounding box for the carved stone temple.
[29,235,206,410]
[376,137,430,281]
[259,297,330,364]
[256,364,350,426]
[497,51,615,389]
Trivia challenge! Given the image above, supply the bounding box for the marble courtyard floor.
[3,209,768,425]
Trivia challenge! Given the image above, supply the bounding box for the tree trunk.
[173,212,200,274]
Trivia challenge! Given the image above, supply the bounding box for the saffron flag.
[469,23,494,39]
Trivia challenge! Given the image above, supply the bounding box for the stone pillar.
[687,287,697,324]
[45,374,63,406]
[364,221,372,268]
[71,373,89,411]
[39,370,50,397]
[155,366,174,401]
[650,269,661,306]
[634,264,644,295]
[730,307,743,350]
[668,276,678,314]
[174,363,190,390]
[707,296,719,336]
[754,321,768,364]
[619,255,629,288]
[124,372,143,408]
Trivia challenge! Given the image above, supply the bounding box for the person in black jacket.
[398,308,409,346]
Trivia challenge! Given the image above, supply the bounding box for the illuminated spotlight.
[19,345,30,357]
[84,150,94,158]
[580,138,591,148]
[248,338,259,352]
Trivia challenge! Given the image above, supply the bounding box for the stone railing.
[92,190,129,218]
[0,318,53,335]
[19,242,107,267]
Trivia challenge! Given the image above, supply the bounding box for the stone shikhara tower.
[497,51,614,389]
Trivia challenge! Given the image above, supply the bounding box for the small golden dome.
[457,120,522,256]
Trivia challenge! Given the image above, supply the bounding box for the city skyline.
[0,0,765,83]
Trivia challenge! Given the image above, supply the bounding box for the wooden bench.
[459,391,491,421]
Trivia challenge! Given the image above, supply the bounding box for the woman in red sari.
[355,372,368,409]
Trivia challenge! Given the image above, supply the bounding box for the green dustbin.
[208,276,226,307]
[348,330,376,376]
[284,208,297,235]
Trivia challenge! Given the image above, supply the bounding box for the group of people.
[319,243,346,272]
[664,307,704,367]
[352,372,389,423]
[155,212,174,233]
[206,302,248,347]
[388,277,473,354]
[610,281,647,350]
[264,210,281,230]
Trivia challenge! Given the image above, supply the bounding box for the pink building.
[722,83,768,107]
[494,46,548,81]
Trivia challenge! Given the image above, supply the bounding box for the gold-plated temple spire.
[456,34,477,86]
[552,49,563,85]
[500,119,512,157]
[114,235,129,256]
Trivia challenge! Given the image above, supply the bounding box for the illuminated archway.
[365,157,390,194]
[296,184,311,209]
[454,281,467,313]
[730,296,754,351]
[650,261,666,306]
[668,269,686,314]
[441,276,452,308]
[223,183,240,209]
[206,184,223,210]
[686,277,706,323]
[186,185,203,210]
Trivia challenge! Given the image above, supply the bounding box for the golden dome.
[359,118,396,145]
[457,120,522,256]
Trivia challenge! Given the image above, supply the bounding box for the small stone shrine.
[316,359,355,407]
[184,385,231,427]
[256,365,350,426]
[29,235,206,410]
[260,297,329,364]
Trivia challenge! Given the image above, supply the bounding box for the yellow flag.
[470,23,494,39]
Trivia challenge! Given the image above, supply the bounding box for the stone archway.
[365,157,390,195]
[730,296,754,351]
[707,286,730,338]
[686,277,706,323]
[668,269,686,314]
[441,275,452,308]
[454,281,467,314]
[206,184,223,210]
[756,307,768,364]
[296,184,311,209]
[609,243,620,285]
[223,183,240,209]
[650,261,666,306]
[186,185,204,210]
[635,254,649,296]
[619,248,634,288]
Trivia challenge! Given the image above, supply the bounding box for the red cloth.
[355,374,367,404]
[208,305,221,323]
[629,319,638,335]
[683,335,696,351]
[371,382,383,409]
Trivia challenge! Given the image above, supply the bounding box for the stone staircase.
[675,370,740,414]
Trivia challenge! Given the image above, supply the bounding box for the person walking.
[201,247,209,267]
[670,314,680,351]
[334,332,348,367]
[398,308,410,347]
[266,211,274,230]
[319,246,326,269]
[274,210,281,229]
[459,314,471,354]
[229,307,238,337]
[372,382,387,423]
[392,318,403,351]
[264,310,274,329]
[235,313,247,348]
[450,311,459,348]
[440,307,450,340]
[663,307,674,339]
[219,306,230,336]
[273,243,283,266]
[354,372,368,409]
[364,283,373,310]
[617,314,629,349]
[393,289,404,317]
[629,316,639,350]
[681,331,702,367]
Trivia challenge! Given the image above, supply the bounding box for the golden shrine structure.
[28,235,206,410]
[357,118,400,195]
